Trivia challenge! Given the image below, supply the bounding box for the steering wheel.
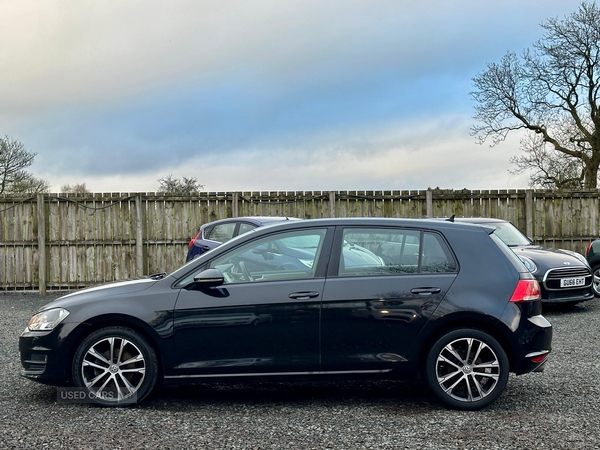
[238,261,253,281]
[229,259,252,281]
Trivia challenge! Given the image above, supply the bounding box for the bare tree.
[0,135,49,194]
[509,134,584,189]
[471,1,600,188]
[157,174,204,195]
[61,183,90,194]
[8,173,50,194]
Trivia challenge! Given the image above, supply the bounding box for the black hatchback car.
[20,218,552,410]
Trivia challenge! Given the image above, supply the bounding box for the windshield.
[490,222,531,246]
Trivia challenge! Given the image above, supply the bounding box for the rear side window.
[338,228,457,276]
[238,222,258,236]
[206,223,236,243]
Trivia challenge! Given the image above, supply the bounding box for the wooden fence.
[0,189,598,292]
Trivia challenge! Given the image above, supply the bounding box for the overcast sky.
[1,0,581,193]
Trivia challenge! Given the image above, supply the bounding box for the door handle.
[411,287,442,295]
[289,291,320,300]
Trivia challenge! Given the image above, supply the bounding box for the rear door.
[320,226,458,372]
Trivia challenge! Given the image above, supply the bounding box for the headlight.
[561,249,589,267]
[28,308,70,331]
[518,255,537,273]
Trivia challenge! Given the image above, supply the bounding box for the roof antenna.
[446,214,455,222]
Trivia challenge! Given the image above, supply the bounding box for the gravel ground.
[1,293,600,449]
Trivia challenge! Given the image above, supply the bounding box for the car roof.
[242,217,494,234]
[200,216,301,228]
[452,217,508,224]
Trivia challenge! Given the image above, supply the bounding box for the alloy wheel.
[434,337,500,403]
[80,336,147,403]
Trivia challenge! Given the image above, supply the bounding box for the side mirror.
[191,268,224,288]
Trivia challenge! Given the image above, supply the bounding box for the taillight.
[189,232,200,248]
[586,241,593,256]
[510,279,541,302]
[530,353,548,363]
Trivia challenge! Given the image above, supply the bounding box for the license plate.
[560,277,586,288]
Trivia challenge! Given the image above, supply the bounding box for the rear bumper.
[512,314,553,375]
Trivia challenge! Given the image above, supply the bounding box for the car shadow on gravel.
[143,379,443,413]
[20,375,552,414]
[19,383,62,406]
[17,377,436,410]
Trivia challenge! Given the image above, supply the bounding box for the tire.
[72,326,158,406]
[592,265,600,297]
[425,328,509,411]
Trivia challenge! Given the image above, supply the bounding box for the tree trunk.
[584,159,599,189]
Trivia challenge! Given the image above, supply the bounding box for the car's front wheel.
[72,326,158,406]
[425,328,509,410]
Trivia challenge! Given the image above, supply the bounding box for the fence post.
[329,191,336,218]
[36,194,47,295]
[135,194,145,277]
[426,189,433,217]
[232,192,239,218]
[525,190,534,239]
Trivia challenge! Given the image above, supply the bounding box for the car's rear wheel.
[425,328,509,411]
[72,327,158,406]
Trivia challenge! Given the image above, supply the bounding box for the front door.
[169,227,332,378]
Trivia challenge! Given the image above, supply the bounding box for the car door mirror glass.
[190,268,225,288]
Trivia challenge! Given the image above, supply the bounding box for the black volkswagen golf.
[20,218,552,410]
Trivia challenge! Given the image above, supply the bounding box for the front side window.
[338,228,456,276]
[208,228,327,284]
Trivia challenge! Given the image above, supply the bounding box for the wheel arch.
[64,314,165,384]
[416,314,516,374]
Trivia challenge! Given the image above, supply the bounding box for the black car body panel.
[20,218,553,409]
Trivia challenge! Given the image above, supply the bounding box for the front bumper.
[19,322,87,386]
[540,286,594,304]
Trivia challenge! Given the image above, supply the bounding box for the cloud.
[0,0,572,109]
[36,114,528,193]
[2,0,576,193]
